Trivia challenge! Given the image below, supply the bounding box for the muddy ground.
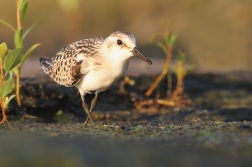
[1,72,252,167]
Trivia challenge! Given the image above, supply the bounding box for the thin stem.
[16,73,21,106]
[16,0,22,106]
[16,0,21,29]
[145,62,168,96]
[166,43,172,97]
[0,98,7,125]
[1,98,5,111]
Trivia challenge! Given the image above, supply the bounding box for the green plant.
[145,21,176,97]
[142,21,193,107]
[172,51,194,99]
[0,42,23,124]
[0,0,40,106]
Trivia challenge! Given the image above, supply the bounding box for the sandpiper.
[40,31,152,125]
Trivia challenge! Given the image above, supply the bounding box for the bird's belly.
[76,60,129,94]
[76,70,123,94]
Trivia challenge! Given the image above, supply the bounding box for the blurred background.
[0,0,251,76]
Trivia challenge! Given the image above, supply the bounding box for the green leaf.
[169,34,177,48]
[20,43,40,66]
[19,0,24,8]
[0,77,14,98]
[156,42,167,55]
[20,1,28,23]
[165,33,171,45]
[22,21,39,39]
[3,47,23,73]
[4,94,15,109]
[12,66,20,75]
[0,19,15,32]
[0,42,8,59]
[14,28,23,48]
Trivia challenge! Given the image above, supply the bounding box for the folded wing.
[40,38,104,87]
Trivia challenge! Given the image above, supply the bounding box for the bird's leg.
[84,92,99,125]
[81,94,94,126]
[90,93,99,115]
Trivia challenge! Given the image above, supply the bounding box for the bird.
[39,31,152,126]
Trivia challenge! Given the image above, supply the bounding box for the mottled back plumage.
[40,38,103,86]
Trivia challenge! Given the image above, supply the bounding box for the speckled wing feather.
[46,38,104,87]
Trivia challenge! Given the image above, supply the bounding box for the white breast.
[76,59,129,94]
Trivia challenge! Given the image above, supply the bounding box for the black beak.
[132,47,152,65]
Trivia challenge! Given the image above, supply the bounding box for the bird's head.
[102,31,152,65]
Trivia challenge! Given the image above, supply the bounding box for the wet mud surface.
[1,72,252,166]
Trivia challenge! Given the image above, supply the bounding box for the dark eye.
[117,39,123,45]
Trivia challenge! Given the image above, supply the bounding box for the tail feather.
[39,57,52,74]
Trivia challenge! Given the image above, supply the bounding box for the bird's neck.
[102,56,129,78]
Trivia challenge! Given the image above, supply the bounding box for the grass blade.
[20,43,40,66]
[0,19,15,32]
[22,21,39,39]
